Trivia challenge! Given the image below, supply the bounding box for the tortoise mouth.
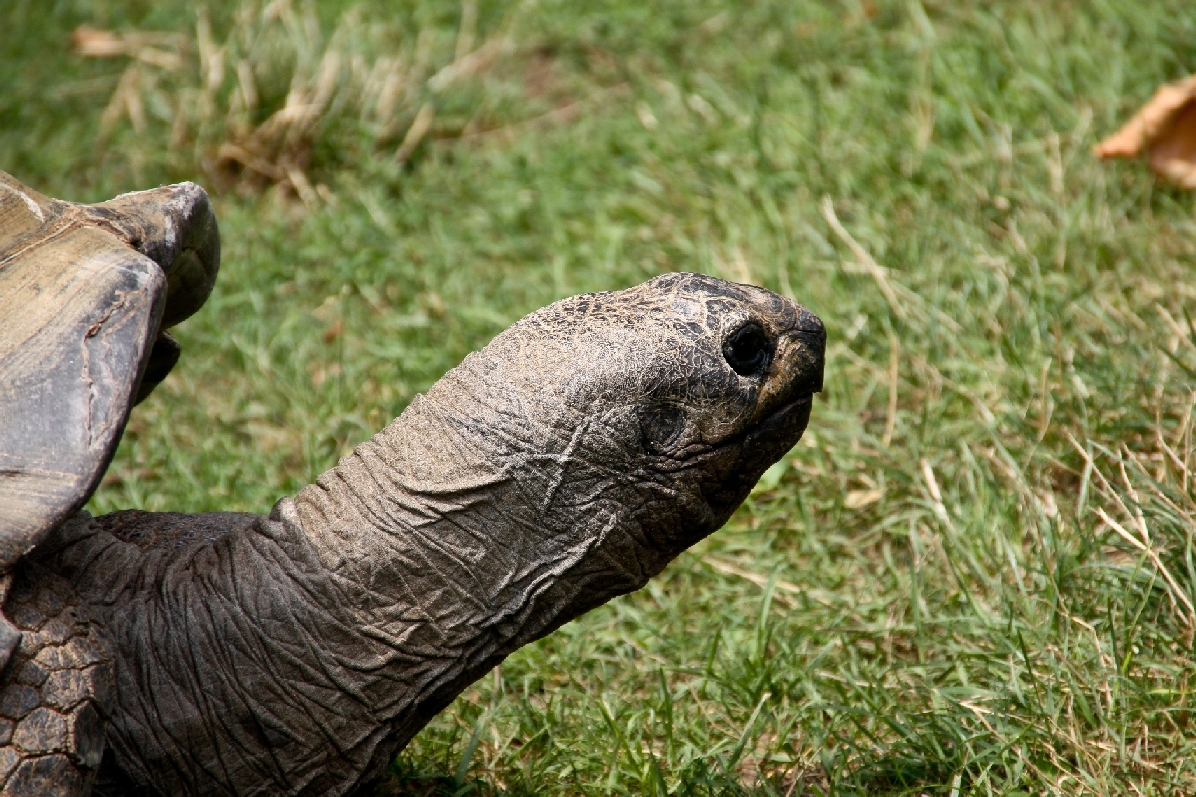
[761,391,814,428]
[706,391,815,481]
[744,392,815,452]
[680,392,815,534]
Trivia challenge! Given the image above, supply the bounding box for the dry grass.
[73,0,539,200]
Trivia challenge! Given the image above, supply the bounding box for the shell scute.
[0,171,219,578]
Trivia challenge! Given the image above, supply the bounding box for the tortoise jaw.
[687,391,816,529]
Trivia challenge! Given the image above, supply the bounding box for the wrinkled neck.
[285,390,653,661]
[60,390,660,796]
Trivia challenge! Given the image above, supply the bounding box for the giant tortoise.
[0,171,826,796]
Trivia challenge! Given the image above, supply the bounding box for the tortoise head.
[417,272,825,580]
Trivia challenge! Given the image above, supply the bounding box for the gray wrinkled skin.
[40,272,825,796]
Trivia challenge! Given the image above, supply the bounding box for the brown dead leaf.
[1095,74,1196,189]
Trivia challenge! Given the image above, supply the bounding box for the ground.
[3,0,1196,794]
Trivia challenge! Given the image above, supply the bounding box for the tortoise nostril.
[723,322,772,377]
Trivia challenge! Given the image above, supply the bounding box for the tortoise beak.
[755,310,825,420]
[786,309,826,396]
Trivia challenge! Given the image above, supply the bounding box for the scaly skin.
[0,565,113,795]
[37,273,825,796]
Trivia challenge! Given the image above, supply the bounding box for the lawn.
[4,0,1196,793]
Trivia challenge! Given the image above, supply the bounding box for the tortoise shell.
[0,171,219,576]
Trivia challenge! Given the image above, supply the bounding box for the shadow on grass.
[372,769,457,797]
[828,713,996,796]
[847,752,964,796]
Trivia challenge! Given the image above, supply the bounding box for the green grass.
[5,0,1196,793]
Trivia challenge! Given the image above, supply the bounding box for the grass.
[5,0,1196,793]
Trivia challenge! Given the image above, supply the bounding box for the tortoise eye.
[723,322,772,377]
[639,403,686,452]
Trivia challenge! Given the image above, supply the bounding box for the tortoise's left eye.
[723,322,772,377]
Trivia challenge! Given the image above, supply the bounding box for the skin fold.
[35,272,824,796]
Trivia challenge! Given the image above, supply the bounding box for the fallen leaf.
[1095,74,1196,189]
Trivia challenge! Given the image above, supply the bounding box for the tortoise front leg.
[0,563,113,796]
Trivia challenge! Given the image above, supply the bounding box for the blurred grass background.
[5,0,1196,793]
